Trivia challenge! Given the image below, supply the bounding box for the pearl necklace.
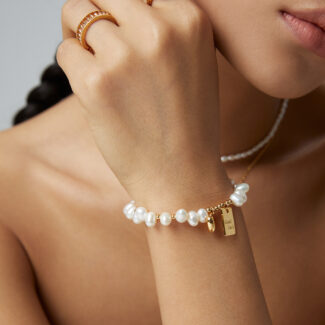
[220,98,289,163]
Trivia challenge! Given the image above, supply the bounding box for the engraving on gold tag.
[207,215,216,232]
[220,207,236,236]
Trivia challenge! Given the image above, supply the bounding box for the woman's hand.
[56,3,273,322]
[57,0,231,206]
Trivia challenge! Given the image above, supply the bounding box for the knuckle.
[61,0,79,21]
[115,42,133,63]
[84,68,114,99]
[61,1,70,22]
[146,19,174,57]
[107,45,134,76]
[101,37,133,66]
[84,46,134,96]
[56,40,70,63]
[180,3,211,33]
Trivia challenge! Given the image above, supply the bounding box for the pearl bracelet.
[123,183,249,235]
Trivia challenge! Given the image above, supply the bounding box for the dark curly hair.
[12,49,72,126]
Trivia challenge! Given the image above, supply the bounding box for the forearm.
[142,177,272,325]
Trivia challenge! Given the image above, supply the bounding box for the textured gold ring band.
[76,10,118,53]
[76,1,154,53]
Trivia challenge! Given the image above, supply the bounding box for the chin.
[219,39,325,99]
[205,1,325,100]
[242,56,325,99]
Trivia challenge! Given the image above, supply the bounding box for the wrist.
[127,166,233,214]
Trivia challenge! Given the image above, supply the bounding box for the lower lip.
[280,11,325,58]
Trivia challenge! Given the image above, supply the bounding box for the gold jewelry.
[76,10,119,53]
[155,199,234,234]
[123,120,281,236]
[124,194,240,235]
[122,33,287,237]
[76,0,154,53]
[123,142,269,236]
[239,136,274,183]
[205,135,276,236]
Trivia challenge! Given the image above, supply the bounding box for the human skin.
[194,0,325,98]
[0,0,324,324]
[59,2,274,323]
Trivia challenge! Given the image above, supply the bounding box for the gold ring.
[76,2,153,53]
[76,10,119,53]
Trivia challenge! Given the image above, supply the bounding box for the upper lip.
[280,8,325,31]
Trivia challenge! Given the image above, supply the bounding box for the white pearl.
[175,209,188,223]
[234,192,247,203]
[188,211,199,226]
[230,193,245,207]
[218,100,288,164]
[126,206,136,220]
[160,212,172,226]
[234,189,242,196]
[123,202,135,217]
[256,144,264,150]
[145,211,157,227]
[133,207,147,224]
[235,183,249,193]
[234,190,248,201]
[197,208,208,223]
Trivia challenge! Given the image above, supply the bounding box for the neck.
[216,50,282,160]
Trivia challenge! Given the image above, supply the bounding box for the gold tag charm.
[207,215,216,232]
[220,207,236,236]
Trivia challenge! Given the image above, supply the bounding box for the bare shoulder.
[0,95,127,229]
[0,127,31,220]
[0,130,51,323]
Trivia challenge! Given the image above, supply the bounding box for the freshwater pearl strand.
[123,183,249,228]
[220,98,289,163]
